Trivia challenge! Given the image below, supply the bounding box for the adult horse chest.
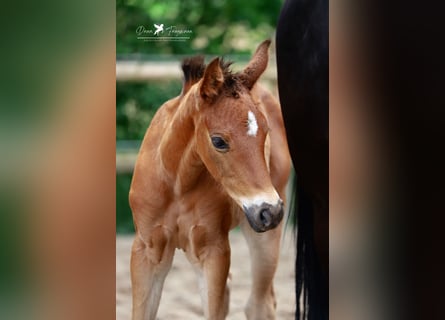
[129,40,291,320]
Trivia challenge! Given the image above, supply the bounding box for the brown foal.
[129,40,291,320]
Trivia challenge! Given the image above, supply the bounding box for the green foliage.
[116,173,135,234]
[116,80,181,140]
[0,184,31,307]
[117,0,284,55]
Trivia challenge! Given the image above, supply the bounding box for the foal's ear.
[240,39,271,90]
[200,57,224,102]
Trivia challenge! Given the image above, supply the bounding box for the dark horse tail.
[276,0,328,319]
[291,174,328,320]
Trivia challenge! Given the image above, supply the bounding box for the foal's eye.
[211,136,229,152]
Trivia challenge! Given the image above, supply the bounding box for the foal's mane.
[181,56,243,98]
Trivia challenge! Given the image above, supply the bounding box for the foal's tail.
[291,175,328,320]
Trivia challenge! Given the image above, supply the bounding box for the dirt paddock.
[117,228,296,319]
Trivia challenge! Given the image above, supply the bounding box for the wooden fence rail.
[116,61,277,82]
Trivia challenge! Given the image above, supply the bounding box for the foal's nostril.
[259,208,272,227]
[243,199,284,232]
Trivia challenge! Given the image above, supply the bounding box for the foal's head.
[185,40,284,232]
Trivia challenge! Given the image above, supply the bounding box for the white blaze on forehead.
[247,111,258,136]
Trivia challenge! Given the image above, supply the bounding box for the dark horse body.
[276,0,328,319]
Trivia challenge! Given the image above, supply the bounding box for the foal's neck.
[159,88,205,194]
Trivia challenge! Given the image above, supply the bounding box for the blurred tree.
[116,81,181,140]
[117,0,283,56]
[116,173,135,233]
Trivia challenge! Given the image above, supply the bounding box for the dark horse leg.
[276,0,328,319]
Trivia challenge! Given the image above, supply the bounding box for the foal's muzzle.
[243,199,284,232]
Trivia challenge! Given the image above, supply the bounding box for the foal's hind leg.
[131,225,175,320]
[240,218,283,320]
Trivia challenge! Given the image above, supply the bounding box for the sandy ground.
[116,228,297,319]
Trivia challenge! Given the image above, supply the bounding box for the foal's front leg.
[131,225,175,320]
[240,218,283,320]
[191,226,231,320]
